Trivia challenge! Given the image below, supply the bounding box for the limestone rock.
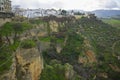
[14,48,43,80]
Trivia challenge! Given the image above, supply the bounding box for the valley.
[0,14,120,80]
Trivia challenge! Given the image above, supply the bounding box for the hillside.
[102,18,120,29]
[0,15,120,80]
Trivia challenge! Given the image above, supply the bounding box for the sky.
[11,0,120,11]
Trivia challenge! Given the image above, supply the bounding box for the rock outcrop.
[0,18,11,27]
[78,38,97,64]
[6,47,43,80]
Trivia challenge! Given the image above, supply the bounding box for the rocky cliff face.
[1,47,43,80]
[14,48,43,80]
[78,37,97,64]
[0,18,11,27]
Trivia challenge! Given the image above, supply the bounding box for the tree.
[12,22,32,44]
[0,22,32,45]
[61,10,67,15]
[0,22,13,44]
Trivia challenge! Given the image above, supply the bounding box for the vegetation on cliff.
[0,14,120,80]
[40,16,120,80]
[0,21,33,75]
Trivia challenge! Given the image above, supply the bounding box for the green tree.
[61,10,67,15]
[0,22,32,45]
[40,64,65,80]
[0,22,13,44]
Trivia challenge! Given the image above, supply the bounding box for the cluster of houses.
[12,6,74,18]
[0,0,96,19]
[12,6,97,19]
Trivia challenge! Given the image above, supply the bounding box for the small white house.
[44,9,59,16]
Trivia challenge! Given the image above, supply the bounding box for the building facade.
[0,0,11,12]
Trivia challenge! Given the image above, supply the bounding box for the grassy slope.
[102,19,120,29]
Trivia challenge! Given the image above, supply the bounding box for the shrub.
[40,63,65,80]
[21,40,36,49]
[0,45,12,74]
[39,37,51,42]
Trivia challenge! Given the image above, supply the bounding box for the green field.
[102,19,120,29]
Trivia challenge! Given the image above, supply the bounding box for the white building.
[20,8,61,18]
[12,7,74,18]
[0,0,11,12]
[44,9,60,16]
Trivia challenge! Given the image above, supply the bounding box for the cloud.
[105,1,118,8]
[11,0,120,11]
[12,0,64,9]
[97,0,120,9]
[52,1,64,9]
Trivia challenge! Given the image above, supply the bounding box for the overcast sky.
[11,0,120,11]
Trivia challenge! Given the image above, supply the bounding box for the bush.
[61,32,84,63]
[56,38,64,43]
[21,40,36,49]
[39,37,51,42]
[29,19,45,25]
[40,63,65,80]
[0,45,12,74]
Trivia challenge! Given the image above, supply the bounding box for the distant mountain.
[70,9,120,18]
[91,10,120,18]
